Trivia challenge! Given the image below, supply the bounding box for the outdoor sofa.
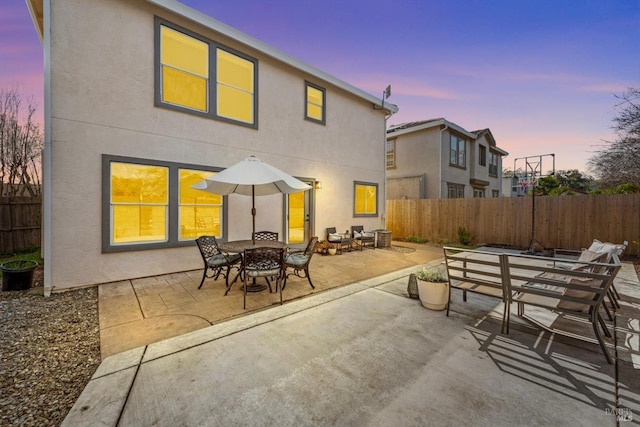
[443,246,622,363]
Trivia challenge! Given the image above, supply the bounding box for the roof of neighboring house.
[387,118,476,139]
[26,0,398,115]
[387,118,509,156]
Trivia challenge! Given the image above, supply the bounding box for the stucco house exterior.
[385,119,507,199]
[26,0,397,293]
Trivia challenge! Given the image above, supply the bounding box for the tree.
[588,87,640,188]
[533,170,593,196]
[0,86,43,197]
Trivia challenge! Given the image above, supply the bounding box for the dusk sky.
[1,0,638,175]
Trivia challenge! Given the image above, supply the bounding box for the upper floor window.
[489,152,499,176]
[305,82,326,124]
[386,139,396,168]
[450,135,466,168]
[479,145,487,166]
[354,182,378,216]
[447,183,464,198]
[155,18,258,127]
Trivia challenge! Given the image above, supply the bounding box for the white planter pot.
[417,280,449,311]
[327,247,337,256]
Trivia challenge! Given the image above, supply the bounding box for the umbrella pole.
[252,185,256,245]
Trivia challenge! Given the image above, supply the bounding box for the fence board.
[0,197,42,253]
[386,194,640,255]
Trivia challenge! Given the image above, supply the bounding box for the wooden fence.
[387,194,640,255]
[0,197,42,254]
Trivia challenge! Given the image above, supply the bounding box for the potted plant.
[316,240,330,255]
[1,259,39,291]
[415,265,449,310]
[327,244,338,256]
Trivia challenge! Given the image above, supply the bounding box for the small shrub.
[457,227,473,246]
[405,236,429,244]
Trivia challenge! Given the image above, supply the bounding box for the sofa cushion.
[557,276,602,312]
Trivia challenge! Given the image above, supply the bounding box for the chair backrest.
[196,235,221,260]
[326,227,336,239]
[253,231,279,241]
[244,247,284,272]
[304,236,319,257]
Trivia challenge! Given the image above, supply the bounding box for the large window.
[450,135,466,168]
[447,183,465,199]
[103,156,225,252]
[386,139,396,168]
[155,18,258,127]
[354,182,378,217]
[305,82,325,124]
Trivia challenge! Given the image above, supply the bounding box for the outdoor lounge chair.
[351,225,375,250]
[282,236,318,290]
[243,247,285,309]
[195,236,242,292]
[326,227,351,254]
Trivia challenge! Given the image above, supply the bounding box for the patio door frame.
[283,177,316,246]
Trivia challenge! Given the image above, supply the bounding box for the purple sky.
[2,0,639,174]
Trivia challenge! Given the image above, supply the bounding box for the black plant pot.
[1,260,38,291]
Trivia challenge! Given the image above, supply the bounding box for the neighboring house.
[502,171,529,197]
[26,0,396,293]
[385,119,508,199]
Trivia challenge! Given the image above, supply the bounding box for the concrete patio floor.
[64,244,640,426]
[98,242,445,358]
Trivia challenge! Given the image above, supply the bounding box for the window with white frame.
[386,139,396,168]
[489,152,499,176]
[447,183,465,198]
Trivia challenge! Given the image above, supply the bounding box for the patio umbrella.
[192,156,312,243]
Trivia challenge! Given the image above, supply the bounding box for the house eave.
[147,0,398,114]
[25,0,44,43]
[386,118,476,140]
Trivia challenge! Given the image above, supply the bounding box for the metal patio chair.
[195,236,242,292]
[282,236,318,290]
[243,247,285,309]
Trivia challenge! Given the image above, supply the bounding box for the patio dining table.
[219,239,288,292]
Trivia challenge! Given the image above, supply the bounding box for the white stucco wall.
[46,0,388,290]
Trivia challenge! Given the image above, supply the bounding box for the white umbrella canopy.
[192,156,312,243]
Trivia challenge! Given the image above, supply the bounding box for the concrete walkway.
[64,249,639,426]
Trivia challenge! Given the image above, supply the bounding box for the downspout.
[439,123,449,198]
[383,108,395,230]
[42,0,52,296]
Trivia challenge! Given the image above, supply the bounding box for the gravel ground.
[0,267,101,427]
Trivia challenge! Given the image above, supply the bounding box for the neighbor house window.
[305,82,325,124]
[155,18,258,127]
[447,183,464,198]
[492,190,500,197]
[450,135,466,167]
[473,188,485,198]
[489,152,499,176]
[103,155,225,252]
[479,145,486,166]
[354,182,378,216]
[386,139,396,168]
